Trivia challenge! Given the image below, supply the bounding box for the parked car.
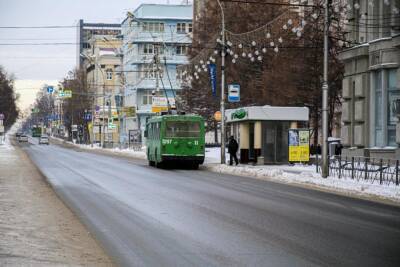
[39,134,49,145]
[15,131,23,138]
[18,134,28,142]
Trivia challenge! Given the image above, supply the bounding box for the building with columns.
[226,106,309,164]
[339,0,400,159]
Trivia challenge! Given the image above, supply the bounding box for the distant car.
[18,134,28,142]
[39,135,49,145]
[16,132,23,138]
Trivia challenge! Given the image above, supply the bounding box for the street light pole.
[217,0,226,164]
[322,0,329,178]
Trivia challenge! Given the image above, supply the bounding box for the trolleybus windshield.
[165,121,200,138]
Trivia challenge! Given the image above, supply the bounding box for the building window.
[176,45,188,55]
[176,68,184,81]
[142,64,163,79]
[106,69,113,80]
[388,69,400,146]
[373,69,400,147]
[142,90,162,105]
[177,23,186,33]
[142,22,165,32]
[188,23,193,33]
[143,44,154,54]
[142,91,153,105]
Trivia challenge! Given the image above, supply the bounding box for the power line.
[221,0,319,8]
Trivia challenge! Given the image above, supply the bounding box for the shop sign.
[152,97,175,113]
[231,108,247,120]
[123,106,136,117]
[288,128,310,162]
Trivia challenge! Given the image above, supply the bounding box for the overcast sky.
[0,0,187,108]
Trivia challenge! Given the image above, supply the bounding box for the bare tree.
[182,0,346,145]
[0,66,19,130]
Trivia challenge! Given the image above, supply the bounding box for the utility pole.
[322,0,330,178]
[217,0,226,164]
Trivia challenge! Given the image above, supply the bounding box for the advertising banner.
[288,128,310,162]
[151,97,176,113]
[208,63,217,97]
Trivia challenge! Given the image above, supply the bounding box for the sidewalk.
[0,136,114,266]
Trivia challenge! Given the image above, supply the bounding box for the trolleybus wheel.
[191,162,199,170]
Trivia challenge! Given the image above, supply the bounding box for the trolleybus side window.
[165,121,200,138]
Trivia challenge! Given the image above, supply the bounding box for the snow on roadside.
[205,163,400,203]
[62,141,147,159]
[50,141,400,203]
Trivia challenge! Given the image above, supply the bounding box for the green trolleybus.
[145,114,205,169]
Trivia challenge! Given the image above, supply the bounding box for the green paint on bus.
[145,114,205,169]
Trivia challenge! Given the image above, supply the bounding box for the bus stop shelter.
[226,105,309,164]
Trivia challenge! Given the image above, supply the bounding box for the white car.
[18,134,28,142]
[39,135,49,145]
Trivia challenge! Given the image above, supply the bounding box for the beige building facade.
[83,37,123,146]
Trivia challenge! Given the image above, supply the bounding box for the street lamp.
[217,0,226,164]
[321,1,329,178]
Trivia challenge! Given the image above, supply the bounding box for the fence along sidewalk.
[324,156,400,186]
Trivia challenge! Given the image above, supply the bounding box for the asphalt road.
[22,138,400,267]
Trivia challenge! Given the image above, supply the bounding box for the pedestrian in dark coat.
[228,136,239,165]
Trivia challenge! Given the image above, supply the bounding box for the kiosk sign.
[288,129,310,162]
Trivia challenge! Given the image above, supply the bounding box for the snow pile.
[205,163,400,202]
[69,142,147,159]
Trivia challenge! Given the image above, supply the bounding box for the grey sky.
[0,0,187,81]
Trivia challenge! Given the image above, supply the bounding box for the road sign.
[228,84,240,102]
[0,125,4,133]
[0,113,4,120]
[58,90,72,98]
[84,112,92,121]
[31,108,39,113]
[47,86,54,93]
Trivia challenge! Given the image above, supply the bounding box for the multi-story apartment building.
[339,0,400,159]
[121,4,193,142]
[83,36,123,146]
[76,20,121,68]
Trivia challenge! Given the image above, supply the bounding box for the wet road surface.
[22,139,400,267]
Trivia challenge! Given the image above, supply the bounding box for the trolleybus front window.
[165,121,200,138]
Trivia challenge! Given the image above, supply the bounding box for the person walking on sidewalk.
[228,136,239,166]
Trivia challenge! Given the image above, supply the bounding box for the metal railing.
[321,156,400,186]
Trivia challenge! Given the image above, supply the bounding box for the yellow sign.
[152,106,169,113]
[151,97,175,113]
[122,106,136,117]
[288,129,310,162]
